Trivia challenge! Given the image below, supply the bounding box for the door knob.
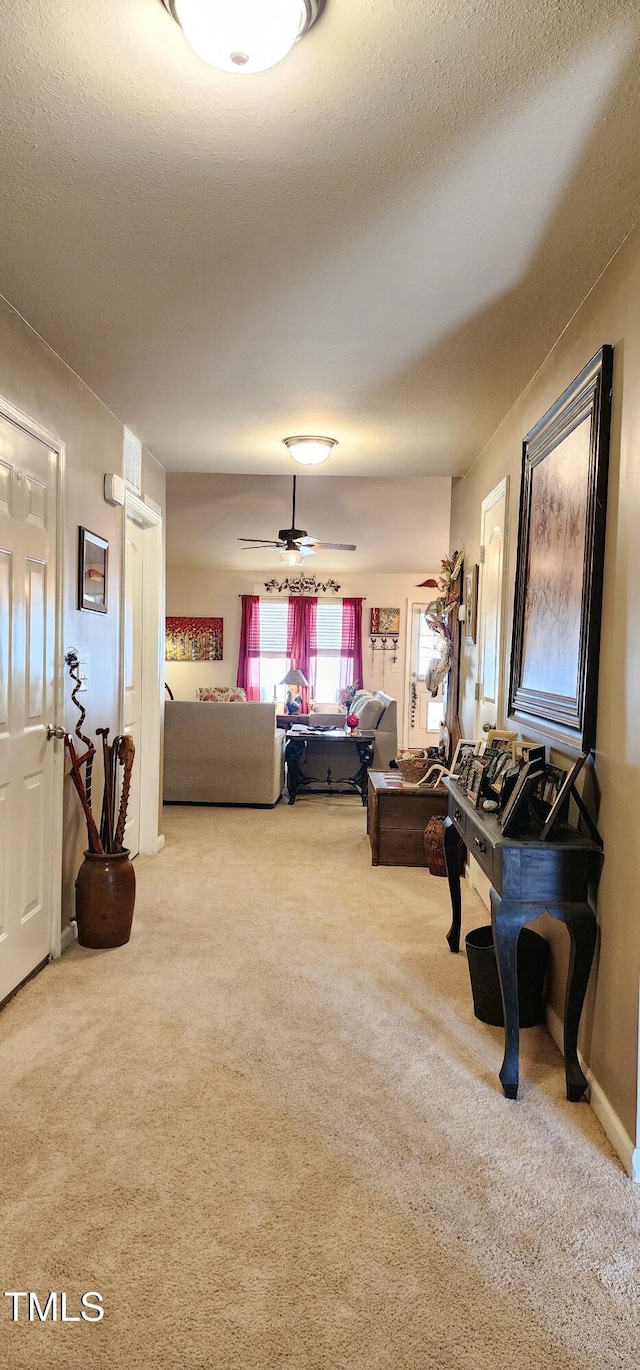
[47,724,66,740]
[482,722,497,732]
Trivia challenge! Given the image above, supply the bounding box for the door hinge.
[474,681,481,701]
[479,545,485,564]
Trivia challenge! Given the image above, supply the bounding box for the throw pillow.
[197,686,247,702]
[351,690,372,717]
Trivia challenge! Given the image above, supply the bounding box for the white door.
[475,478,510,737]
[0,410,59,1003]
[405,601,445,749]
[122,514,143,858]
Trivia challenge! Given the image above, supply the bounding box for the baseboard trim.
[155,834,165,852]
[545,1002,638,1180]
[60,923,76,953]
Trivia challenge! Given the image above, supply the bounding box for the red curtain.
[287,596,317,712]
[340,597,364,693]
[236,595,261,700]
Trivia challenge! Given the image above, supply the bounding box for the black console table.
[285,732,374,805]
[443,777,603,1102]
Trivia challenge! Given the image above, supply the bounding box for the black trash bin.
[465,925,549,1028]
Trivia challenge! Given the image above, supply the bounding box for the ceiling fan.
[237,476,356,563]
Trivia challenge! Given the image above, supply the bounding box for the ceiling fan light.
[282,435,338,466]
[279,548,305,567]
[168,0,316,75]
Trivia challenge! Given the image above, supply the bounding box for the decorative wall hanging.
[370,607,400,636]
[165,616,223,662]
[464,564,479,644]
[78,527,108,613]
[263,575,341,595]
[508,346,613,752]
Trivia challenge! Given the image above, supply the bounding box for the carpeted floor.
[1,798,639,1368]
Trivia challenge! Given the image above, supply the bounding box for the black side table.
[285,733,374,805]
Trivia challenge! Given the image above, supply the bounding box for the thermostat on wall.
[104,473,125,506]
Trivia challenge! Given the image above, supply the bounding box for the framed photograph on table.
[539,753,590,841]
[451,738,480,776]
[78,527,108,613]
[501,760,545,836]
[465,757,487,808]
[508,346,613,753]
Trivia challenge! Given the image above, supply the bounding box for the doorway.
[470,477,510,909]
[121,492,164,858]
[0,398,63,1004]
[475,478,510,738]
[404,600,445,749]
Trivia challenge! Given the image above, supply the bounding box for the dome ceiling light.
[163,0,326,75]
[282,435,338,466]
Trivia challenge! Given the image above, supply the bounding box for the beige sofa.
[164,701,285,807]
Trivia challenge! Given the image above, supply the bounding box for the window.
[314,601,343,704]
[256,599,347,704]
[416,613,442,678]
[257,600,288,701]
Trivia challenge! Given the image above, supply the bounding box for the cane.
[114,736,135,853]
[65,734,104,854]
[96,727,113,852]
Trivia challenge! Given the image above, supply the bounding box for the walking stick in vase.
[64,734,104,855]
[114,736,135,852]
[65,650,95,813]
[96,727,114,852]
[110,735,122,848]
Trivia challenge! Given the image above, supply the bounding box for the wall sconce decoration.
[264,574,341,595]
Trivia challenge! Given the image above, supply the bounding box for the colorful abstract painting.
[165,617,223,662]
[370,607,400,635]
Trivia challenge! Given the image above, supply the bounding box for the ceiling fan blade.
[237,538,282,545]
[306,541,357,552]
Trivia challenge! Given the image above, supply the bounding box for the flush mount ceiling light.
[282,435,338,466]
[163,0,326,75]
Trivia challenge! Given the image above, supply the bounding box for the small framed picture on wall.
[78,527,108,613]
[464,564,479,644]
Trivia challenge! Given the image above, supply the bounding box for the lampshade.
[279,548,305,567]
[280,667,310,687]
[282,435,338,466]
[166,0,325,75]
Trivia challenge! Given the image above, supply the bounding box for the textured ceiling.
[166,474,452,571]
[1,1,640,475]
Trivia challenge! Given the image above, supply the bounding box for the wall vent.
[123,427,142,493]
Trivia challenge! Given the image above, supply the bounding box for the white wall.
[166,568,442,745]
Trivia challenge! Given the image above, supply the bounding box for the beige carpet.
[1,798,639,1369]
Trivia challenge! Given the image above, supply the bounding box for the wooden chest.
[367,771,448,867]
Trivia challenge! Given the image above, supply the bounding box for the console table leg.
[443,817,464,953]
[558,902,597,1102]
[491,892,531,1100]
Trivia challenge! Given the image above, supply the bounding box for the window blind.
[316,601,343,650]
[258,600,288,650]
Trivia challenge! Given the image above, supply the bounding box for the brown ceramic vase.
[75,849,136,948]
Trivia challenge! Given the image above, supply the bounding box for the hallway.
[0,799,638,1368]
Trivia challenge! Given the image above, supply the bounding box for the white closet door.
[0,413,58,1002]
